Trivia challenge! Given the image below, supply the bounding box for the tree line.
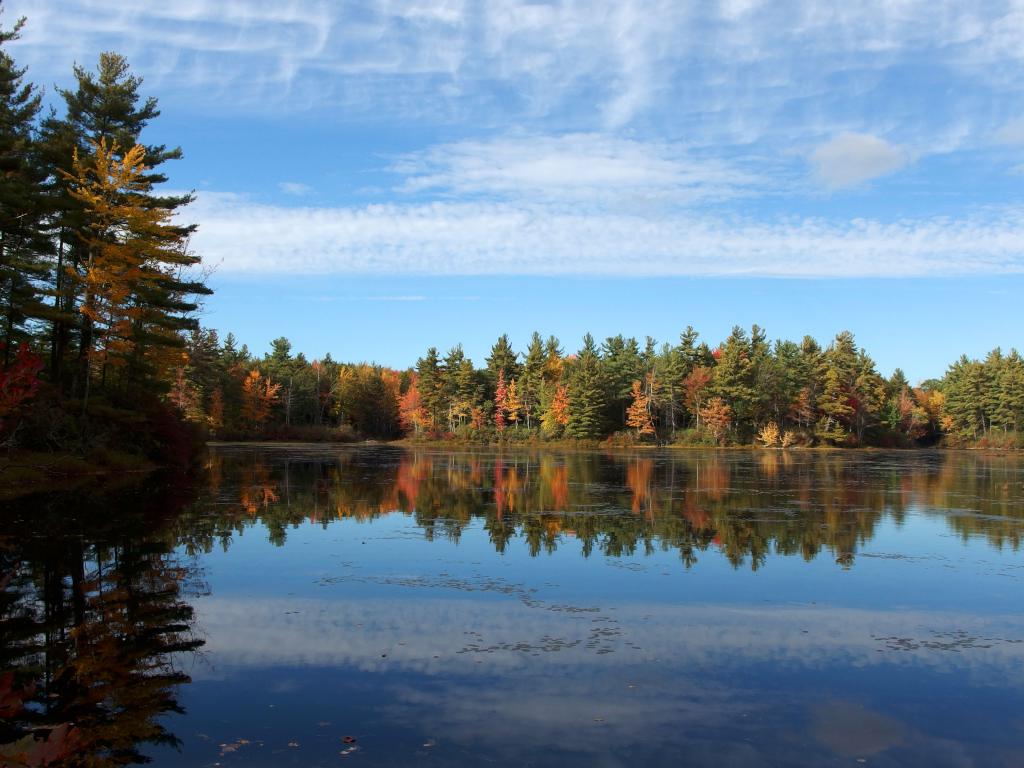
[0,8,210,460]
[170,324,1022,449]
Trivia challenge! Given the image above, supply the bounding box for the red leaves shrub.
[0,344,44,431]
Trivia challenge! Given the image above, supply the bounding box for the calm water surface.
[2,446,1024,766]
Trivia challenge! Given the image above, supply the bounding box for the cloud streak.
[392,133,760,204]
[7,0,1024,147]
[188,191,1024,278]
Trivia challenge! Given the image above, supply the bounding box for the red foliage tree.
[0,344,44,432]
[494,370,508,431]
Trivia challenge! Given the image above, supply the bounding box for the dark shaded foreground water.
[2,445,1024,767]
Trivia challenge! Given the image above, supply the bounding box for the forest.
[0,6,1021,463]
[168,325,1022,449]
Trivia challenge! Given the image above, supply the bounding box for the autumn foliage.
[241,370,281,431]
[626,378,655,436]
[0,344,43,431]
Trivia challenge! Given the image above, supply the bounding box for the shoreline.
[0,450,157,502]
[207,438,1021,454]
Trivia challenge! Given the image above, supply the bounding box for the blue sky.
[8,0,1024,379]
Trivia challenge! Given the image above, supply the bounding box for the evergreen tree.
[0,11,48,362]
[42,52,204,393]
[63,140,202,400]
[566,334,606,439]
[415,347,444,430]
[711,326,756,432]
[654,341,685,434]
[485,334,519,390]
[816,367,853,444]
[601,334,643,427]
[521,331,546,429]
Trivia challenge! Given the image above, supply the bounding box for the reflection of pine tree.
[0,490,203,766]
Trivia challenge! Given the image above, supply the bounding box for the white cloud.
[278,181,313,196]
[996,119,1024,145]
[809,133,908,188]
[7,0,1024,145]
[392,133,759,204]
[187,191,1024,278]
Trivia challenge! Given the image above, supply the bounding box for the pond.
[2,445,1024,766]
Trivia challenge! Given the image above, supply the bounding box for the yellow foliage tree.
[63,138,204,400]
[758,422,780,447]
[503,377,523,426]
[241,370,280,431]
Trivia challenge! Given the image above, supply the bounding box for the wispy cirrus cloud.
[391,134,761,204]
[278,181,313,196]
[7,0,1024,146]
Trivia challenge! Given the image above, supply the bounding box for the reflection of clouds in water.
[811,700,905,757]
[807,699,1012,768]
[379,679,769,767]
[192,596,1024,685]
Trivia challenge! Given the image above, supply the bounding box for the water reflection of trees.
[184,448,1024,568]
[0,484,203,766]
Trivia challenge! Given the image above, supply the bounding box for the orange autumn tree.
[64,139,203,401]
[541,384,571,438]
[699,396,733,444]
[241,369,280,431]
[683,365,713,429]
[398,376,428,435]
[494,370,508,431]
[207,387,225,431]
[626,378,655,436]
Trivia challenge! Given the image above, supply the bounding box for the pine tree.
[816,367,853,444]
[486,334,519,391]
[654,341,685,434]
[602,334,643,426]
[711,326,757,431]
[0,11,48,362]
[566,334,606,439]
[63,140,202,400]
[521,332,546,429]
[42,52,203,391]
[415,347,444,431]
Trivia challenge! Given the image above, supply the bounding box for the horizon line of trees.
[168,325,1023,450]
